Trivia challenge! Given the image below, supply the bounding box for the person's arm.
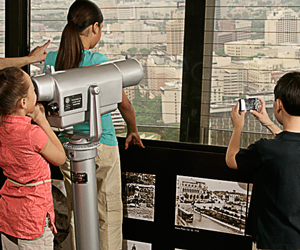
[28,103,66,166]
[225,102,246,169]
[250,97,282,137]
[118,90,145,149]
[0,40,50,70]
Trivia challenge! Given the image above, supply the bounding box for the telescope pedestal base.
[64,139,101,250]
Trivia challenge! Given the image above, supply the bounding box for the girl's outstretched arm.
[0,40,50,70]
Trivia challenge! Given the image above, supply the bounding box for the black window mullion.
[5,0,31,73]
[180,0,212,144]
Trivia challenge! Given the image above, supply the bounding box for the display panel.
[122,172,156,222]
[175,176,251,236]
[119,139,253,250]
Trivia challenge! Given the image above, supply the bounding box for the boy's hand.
[250,97,282,136]
[231,101,246,130]
[250,97,273,125]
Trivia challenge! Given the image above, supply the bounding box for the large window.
[30,0,185,142]
[31,0,297,147]
[204,0,299,148]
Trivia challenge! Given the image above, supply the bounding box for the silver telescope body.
[32,58,144,129]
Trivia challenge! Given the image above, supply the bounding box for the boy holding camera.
[226,71,300,249]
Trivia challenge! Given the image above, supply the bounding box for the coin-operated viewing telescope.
[32,58,144,250]
[32,57,143,142]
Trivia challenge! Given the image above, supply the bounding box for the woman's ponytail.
[55,0,103,71]
[55,21,84,70]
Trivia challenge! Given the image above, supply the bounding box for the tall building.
[214,32,233,51]
[166,10,185,56]
[265,8,300,45]
[147,55,167,96]
[211,66,241,99]
[123,20,146,50]
[215,0,221,30]
[123,19,158,51]
[235,20,252,41]
[224,40,277,57]
[215,18,251,50]
[160,82,182,124]
[99,0,117,20]
[247,57,300,92]
[147,53,182,97]
[214,0,230,17]
[117,2,137,20]
[211,78,223,103]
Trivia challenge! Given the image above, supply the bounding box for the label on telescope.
[71,171,88,184]
[64,94,83,111]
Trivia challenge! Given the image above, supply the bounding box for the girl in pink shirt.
[0,67,66,250]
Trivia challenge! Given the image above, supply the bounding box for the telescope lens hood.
[31,74,55,102]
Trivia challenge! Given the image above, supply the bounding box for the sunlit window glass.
[205,0,296,147]
[31,0,185,143]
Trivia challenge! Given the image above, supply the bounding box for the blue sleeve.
[90,53,109,64]
[80,52,109,67]
[43,51,58,73]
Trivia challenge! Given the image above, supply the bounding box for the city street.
[176,203,244,235]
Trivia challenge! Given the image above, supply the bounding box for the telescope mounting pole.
[64,85,102,250]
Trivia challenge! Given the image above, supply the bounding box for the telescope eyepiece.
[48,103,59,114]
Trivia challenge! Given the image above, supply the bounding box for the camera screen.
[245,99,256,110]
[239,98,258,111]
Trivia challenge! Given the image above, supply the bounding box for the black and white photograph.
[175,175,251,235]
[122,172,156,221]
[122,239,152,250]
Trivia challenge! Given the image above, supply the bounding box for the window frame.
[180,0,212,144]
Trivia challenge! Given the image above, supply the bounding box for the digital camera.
[238,98,259,111]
